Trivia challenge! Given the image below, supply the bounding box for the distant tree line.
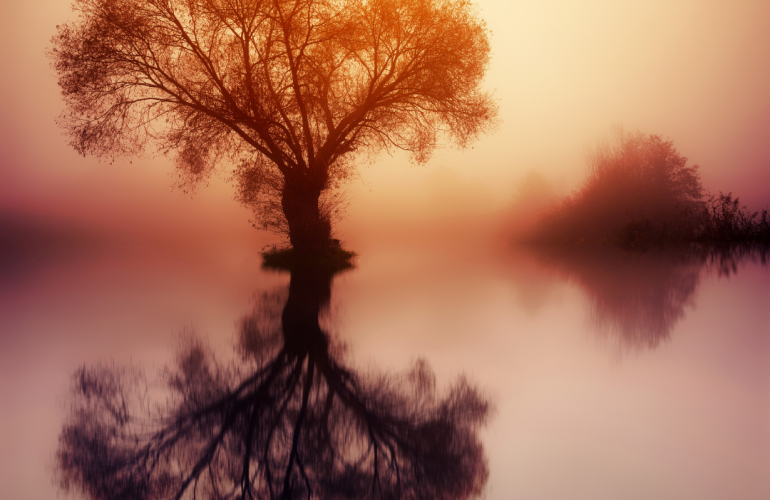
[532,129,770,247]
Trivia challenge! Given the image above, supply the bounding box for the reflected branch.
[56,265,491,500]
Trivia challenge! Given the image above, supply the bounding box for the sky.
[1,0,769,236]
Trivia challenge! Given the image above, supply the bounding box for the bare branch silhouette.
[50,0,497,254]
[57,265,491,500]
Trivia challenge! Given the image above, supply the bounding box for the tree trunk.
[281,176,332,256]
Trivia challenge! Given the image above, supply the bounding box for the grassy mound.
[260,243,357,272]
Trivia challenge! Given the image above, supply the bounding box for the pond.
[1,212,769,500]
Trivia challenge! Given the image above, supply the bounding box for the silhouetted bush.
[699,192,770,243]
[534,129,769,246]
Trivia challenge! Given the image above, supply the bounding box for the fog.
[2,0,770,235]
[2,3,770,499]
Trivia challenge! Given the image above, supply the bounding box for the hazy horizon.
[2,6,770,497]
[2,0,769,242]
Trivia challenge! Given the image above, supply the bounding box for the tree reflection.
[535,244,768,351]
[56,265,490,500]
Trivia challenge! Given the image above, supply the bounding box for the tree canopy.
[50,0,497,253]
[537,129,706,244]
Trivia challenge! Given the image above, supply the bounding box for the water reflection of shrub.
[535,245,768,352]
[537,246,702,350]
[56,266,491,500]
[702,243,769,277]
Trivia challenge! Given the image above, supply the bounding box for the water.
[2,213,769,500]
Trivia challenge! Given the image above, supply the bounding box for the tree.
[56,264,491,500]
[50,0,497,254]
[538,129,705,244]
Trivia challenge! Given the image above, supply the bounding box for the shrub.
[699,193,770,243]
[537,129,706,245]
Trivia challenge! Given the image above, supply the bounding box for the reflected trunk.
[55,263,491,500]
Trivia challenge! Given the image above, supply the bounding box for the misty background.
[2,3,770,499]
[1,0,769,246]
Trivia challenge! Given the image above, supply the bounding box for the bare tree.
[50,0,497,254]
[57,265,491,500]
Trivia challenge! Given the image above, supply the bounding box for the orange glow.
[3,0,770,228]
[2,2,770,498]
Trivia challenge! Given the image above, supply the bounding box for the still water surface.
[1,215,769,500]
